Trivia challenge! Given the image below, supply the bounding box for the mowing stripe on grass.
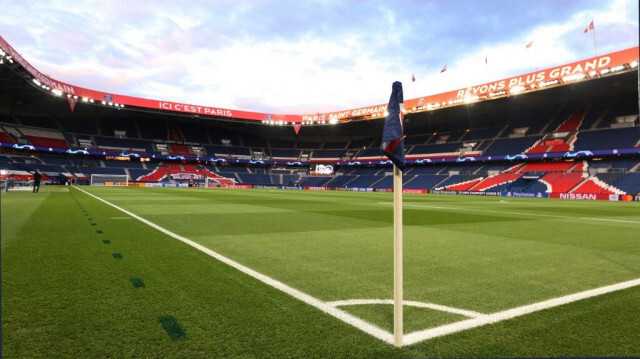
[158,316,186,340]
[130,278,145,288]
[403,277,640,346]
[73,186,395,344]
[379,202,640,225]
[75,187,640,347]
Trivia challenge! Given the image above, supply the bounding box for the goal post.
[90,174,129,186]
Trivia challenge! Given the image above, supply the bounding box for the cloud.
[0,0,637,115]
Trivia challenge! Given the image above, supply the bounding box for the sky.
[1,0,638,115]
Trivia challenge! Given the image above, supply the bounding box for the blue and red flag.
[381,81,405,171]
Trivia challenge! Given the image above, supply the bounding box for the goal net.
[90,174,129,186]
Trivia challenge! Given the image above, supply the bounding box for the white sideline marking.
[327,299,486,318]
[73,187,394,344]
[403,277,640,346]
[110,216,132,220]
[74,187,640,346]
[378,202,640,225]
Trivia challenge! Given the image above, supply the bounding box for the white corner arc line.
[403,277,640,346]
[327,299,486,318]
[73,187,395,344]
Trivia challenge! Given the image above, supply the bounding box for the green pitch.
[2,186,639,358]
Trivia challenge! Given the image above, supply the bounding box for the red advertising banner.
[1,35,637,124]
[550,193,618,201]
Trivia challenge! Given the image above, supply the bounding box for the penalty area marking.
[73,186,640,347]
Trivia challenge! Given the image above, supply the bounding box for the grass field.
[2,185,640,358]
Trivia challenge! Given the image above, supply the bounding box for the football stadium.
[2,19,640,359]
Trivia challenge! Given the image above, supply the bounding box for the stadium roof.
[0,35,638,129]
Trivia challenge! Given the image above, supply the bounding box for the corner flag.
[381,81,406,171]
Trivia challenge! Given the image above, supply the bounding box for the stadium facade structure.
[1,36,639,199]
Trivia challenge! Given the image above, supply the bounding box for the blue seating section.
[573,128,640,151]
[314,149,344,158]
[611,172,640,195]
[404,174,447,189]
[205,145,251,156]
[463,127,499,141]
[301,176,332,186]
[482,136,541,156]
[406,165,446,175]
[325,175,357,187]
[270,149,300,158]
[410,143,459,155]
[94,136,155,152]
[237,173,272,184]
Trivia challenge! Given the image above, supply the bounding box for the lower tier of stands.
[1,154,639,196]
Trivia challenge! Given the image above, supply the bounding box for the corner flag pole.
[393,164,403,347]
[381,81,406,347]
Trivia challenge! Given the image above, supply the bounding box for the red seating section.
[169,144,192,155]
[469,173,521,191]
[0,131,15,143]
[446,178,483,191]
[556,104,588,132]
[26,135,69,148]
[168,163,182,171]
[136,163,235,184]
[520,162,575,172]
[572,179,614,195]
[540,173,585,193]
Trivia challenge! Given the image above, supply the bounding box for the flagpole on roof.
[592,18,598,56]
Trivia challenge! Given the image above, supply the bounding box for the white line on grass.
[73,187,395,344]
[403,277,640,346]
[74,187,640,347]
[327,299,486,318]
[378,202,640,225]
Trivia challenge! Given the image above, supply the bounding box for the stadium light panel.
[51,89,63,96]
[82,97,89,102]
[609,65,625,73]
[329,118,339,124]
[631,61,638,68]
[510,86,525,94]
[562,73,586,82]
[32,79,41,86]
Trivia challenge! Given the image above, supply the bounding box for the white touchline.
[403,277,640,346]
[378,202,640,225]
[74,187,640,347]
[73,187,395,345]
